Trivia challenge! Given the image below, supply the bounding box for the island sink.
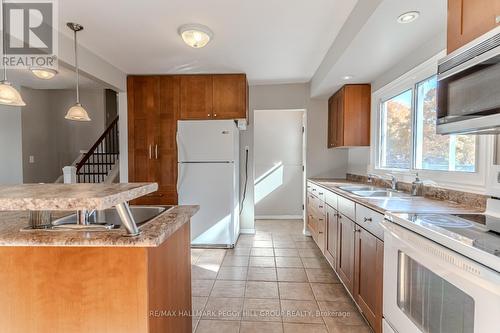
[51,206,172,231]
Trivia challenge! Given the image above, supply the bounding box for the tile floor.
[191,220,372,333]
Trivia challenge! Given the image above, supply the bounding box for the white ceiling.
[8,65,106,90]
[311,0,447,98]
[58,0,358,84]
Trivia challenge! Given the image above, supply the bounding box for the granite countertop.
[308,178,482,214]
[0,183,158,211]
[0,205,199,247]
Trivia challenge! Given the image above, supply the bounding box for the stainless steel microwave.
[437,25,500,135]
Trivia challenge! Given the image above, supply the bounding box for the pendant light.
[65,22,91,121]
[0,0,26,106]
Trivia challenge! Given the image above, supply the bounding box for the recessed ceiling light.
[397,11,420,24]
[30,67,58,80]
[178,24,213,48]
[342,75,353,80]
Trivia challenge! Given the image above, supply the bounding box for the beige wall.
[21,88,106,183]
[240,83,348,232]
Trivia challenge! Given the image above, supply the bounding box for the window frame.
[370,52,488,192]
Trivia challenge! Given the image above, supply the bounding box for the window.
[378,75,477,173]
[379,90,412,169]
[414,76,476,172]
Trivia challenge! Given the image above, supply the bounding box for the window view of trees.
[415,76,476,172]
[380,90,412,169]
[379,76,476,172]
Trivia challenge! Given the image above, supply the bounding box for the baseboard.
[240,228,256,234]
[255,215,303,220]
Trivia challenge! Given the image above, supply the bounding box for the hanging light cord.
[74,29,80,104]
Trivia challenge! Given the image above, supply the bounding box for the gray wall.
[240,83,348,232]
[20,88,106,183]
[0,104,23,184]
[254,110,304,218]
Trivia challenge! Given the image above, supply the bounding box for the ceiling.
[311,0,447,98]
[9,65,106,90]
[58,0,358,84]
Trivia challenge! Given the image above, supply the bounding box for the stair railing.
[76,116,119,183]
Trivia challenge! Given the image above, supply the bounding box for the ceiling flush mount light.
[178,24,213,48]
[30,67,58,80]
[65,22,91,122]
[397,11,420,24]
[342,75,354,80]
[0,0,25,106]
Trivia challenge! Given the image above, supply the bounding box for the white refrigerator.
[177,120,240,248]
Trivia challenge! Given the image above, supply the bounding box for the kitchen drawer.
[338,195,355,221]
[308,182,326,202]
[355,204,384,240]
[308,192,325,218]
[324,190,338,210]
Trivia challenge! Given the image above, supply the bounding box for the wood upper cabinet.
[179,74,248,120]
[447,0,500,53]
[179,75,213,120]
[354,228,383,333]
[128,76,179,205]
[328,84,370,148]
[213,74,248,119]
[337,214,356,294]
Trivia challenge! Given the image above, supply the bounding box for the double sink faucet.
[367,173,431,196]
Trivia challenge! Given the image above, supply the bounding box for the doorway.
[253,109,306,220]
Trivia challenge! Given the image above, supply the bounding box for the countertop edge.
[0,205,199,247]
[307,178,482,215]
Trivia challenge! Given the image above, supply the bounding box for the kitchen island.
[0,183,198,333]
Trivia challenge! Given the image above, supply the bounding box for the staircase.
[74,116,119,183]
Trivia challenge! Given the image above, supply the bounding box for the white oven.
[382,221,500,333]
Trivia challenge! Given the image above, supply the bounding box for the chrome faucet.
[367,173,397,190]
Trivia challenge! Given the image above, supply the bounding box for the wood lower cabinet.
[0,223,192,333]
[447,0,500,53]
[179,74,248,120]
[128,76,179,205]
[307,181,384,333]
[354,227,384,333]
[327,84,371,148]
[325,204,338,268]
[337,214,356,294]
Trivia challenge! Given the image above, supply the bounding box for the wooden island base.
[0,223,191,333]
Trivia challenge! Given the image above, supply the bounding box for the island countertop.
[0,183,158,211]
[0,205,199,247]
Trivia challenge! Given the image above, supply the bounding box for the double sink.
[339,185,411,198]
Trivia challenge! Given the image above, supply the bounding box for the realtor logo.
[1,0,58,69]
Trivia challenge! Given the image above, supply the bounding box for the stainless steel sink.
[339,185,380,192]
[350,190,410,198]
[51,206,172,228]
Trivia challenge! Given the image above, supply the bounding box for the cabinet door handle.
[148,144,152,159]
[207,113,211,117]
[319,192,324,195]
[319,205,323,209]
[338,214,342,219]
[214,113,217,117]
[155,144,159,159]
[364,217,372,222]
[496,15,500,24]
[353,228,360,233]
